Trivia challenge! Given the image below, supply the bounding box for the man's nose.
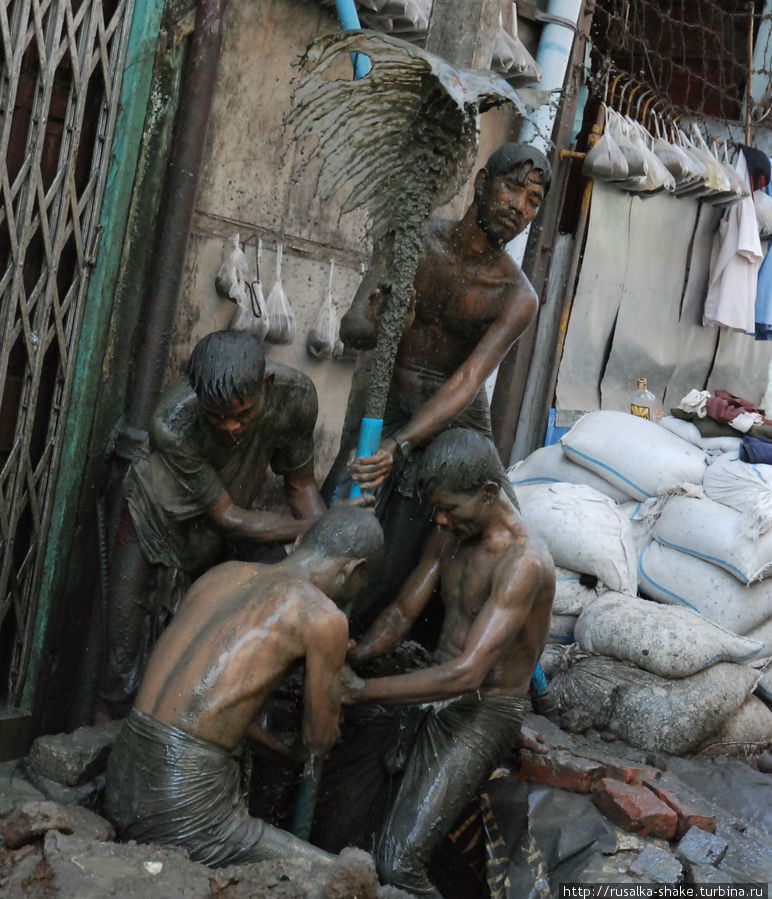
[435,509,449,526]
[220,417,241,433]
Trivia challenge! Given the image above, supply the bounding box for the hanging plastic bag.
[582,105,629,182]
[215,234,249,303]
[307,259,339,359]
[264,243,295,345]
[619,119,675,195]
[651,119,704,186]
[230,237,270,341]
[606,110,648,178]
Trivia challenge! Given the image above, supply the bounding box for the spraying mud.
[288,30,524,418]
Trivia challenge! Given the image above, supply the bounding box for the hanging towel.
[756,159,772,340]
[703,152,763,333]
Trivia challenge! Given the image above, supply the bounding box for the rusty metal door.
[0,0,135,705]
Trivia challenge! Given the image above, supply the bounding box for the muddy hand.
[349,439,397,492]
[517,724,549,754]
[340,663,365,705]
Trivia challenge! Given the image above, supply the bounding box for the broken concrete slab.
[0,799,114,850]
[592,778,678,840]
[628,844,683,883]
[676,825,728,870]
[0,760,44,817]
[23,762,104,809]
[28,720,123,787]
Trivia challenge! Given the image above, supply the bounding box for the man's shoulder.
[149,380,201,449]
[265,361,318,429]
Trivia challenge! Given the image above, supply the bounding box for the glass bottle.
[630,377,656,421]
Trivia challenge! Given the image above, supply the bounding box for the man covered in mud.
[103,505,384,869]
[339,428,555,898]
[97,329,326,720]
[335,142,552,629]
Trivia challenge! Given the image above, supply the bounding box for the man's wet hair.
[485,142,552,195]
[418,428,505,497]
[301,505,385,572]
[188,330,266,406]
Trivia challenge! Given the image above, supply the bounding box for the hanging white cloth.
[703,152,763,333]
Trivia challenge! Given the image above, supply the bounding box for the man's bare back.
[136,561,346,753]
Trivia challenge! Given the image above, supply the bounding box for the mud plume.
[289,30,523,418]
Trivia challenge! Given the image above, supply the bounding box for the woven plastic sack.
[698,695,772,756]
[702,452,772,538]
[265,243,295,345]
[508,443,631,503]
[552,565,609,616]
[575,592,763,678]
[637,540,772,635]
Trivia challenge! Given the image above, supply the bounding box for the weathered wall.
[170,0,519,487]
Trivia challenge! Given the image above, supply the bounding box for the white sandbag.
[508,444,631,503]
[638,541,772,634]
[550,652,760,755]
[619,500,650,556]
[743,615,772,660]
[659,416,742,453]
[574,592,763,678]
[755,667,772,703]
[552,565,609,616]
[539,644,570,680]
[698,695,772,756]
[513,482,638,595]
[652,494,772,584]
[546,613,577,645]
[702,452,772,538]
[560,410,707,500]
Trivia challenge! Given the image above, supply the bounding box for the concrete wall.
[170,0,519,489]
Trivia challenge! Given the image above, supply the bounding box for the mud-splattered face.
[476,165,545,246]
[199,392,265,446]
[429,484,496,539]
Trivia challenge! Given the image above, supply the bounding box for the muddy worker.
[335,142,551,630]
[96,329,327,721]
[103,505,384,868]
[341,429,555,898]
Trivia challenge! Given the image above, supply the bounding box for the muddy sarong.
[104,709,333,869]
[377,692,526,897]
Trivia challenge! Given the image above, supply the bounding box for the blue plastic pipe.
[348,417,383,499]
[334,0,372,78]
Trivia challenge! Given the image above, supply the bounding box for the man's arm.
[350,551,545,706]
[349,530,445,666]
[284,460,327,521]
[208,491,308,543]
[302,606,350,756]
[351,275,538,491]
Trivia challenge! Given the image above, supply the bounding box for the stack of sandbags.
[512,482,637,643]
[637,452,772,662]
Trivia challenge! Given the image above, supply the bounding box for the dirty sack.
[574,592,763,678]
[549,649,760,756]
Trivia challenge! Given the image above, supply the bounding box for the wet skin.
[344,166,545,491]
[200,382,326,543]
[134,553,359,755]
[345,484,555,704]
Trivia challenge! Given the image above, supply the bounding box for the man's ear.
[342,557,367,580]
[263,370,275,387]
[482,481,499,503]
[474,167,488,198]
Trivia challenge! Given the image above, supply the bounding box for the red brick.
[591,778,678,840]
[517,749,605,794]
[574,748,661,786]
[644,777,717,839]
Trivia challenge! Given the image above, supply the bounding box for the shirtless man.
[97,329,327,719]
[342,428,555,898]
[335,143,551,628]
[103,505,384,869]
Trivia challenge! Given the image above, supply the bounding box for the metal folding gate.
[0,0,135,706]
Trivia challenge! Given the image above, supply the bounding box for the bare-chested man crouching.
[103,505,383,869]
[342,429,555,898]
